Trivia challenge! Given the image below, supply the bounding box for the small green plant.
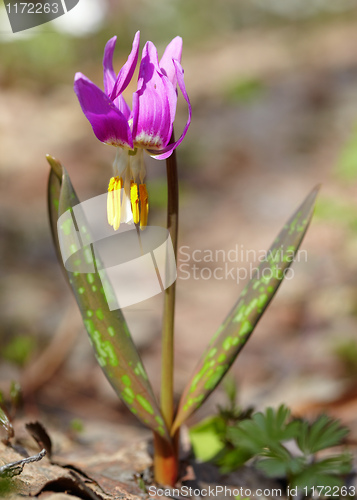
[69,418,84,434]
[0,477,16,497]
[2,336,35,367]
[189,378,253,462]
[334,339,357,377]
[190,404,352,493]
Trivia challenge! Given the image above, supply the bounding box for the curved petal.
[74,73,133,148]
[132,42,177,151]
[149,59,191,160]
[159,36,182,88]
[103,36,117,95]
[111,31,140,101]
[103,37,131,119]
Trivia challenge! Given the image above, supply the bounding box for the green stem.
[160,134,179,430]
[154,133,179,486]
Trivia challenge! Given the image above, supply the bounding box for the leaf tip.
[46,154,62,180]
[312,183,322,196]
[307,184,321,208]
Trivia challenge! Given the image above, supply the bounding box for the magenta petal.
[159,36,182,88]
[115,95,131,119]
[132,42,177,150]
[111,31,140,101]
[103,36,117,96]
[103,37,131,119]
[74,73,133,148]
[149,60,191,160]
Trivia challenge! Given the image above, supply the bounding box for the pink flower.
[74,32,191,230]
[74,31,191,160]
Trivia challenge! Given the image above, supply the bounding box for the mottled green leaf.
[47,155,169,441]
[0,406,13,444]
[172,188,319,433]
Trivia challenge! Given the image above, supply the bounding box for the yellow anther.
[107,177,115,226]
[107,176,122,230]
[108,177,116,192]
[130,182,140,225]
[139,184,149,230]
[115,177,122,190]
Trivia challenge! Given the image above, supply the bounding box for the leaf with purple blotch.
[47,155,169,441]
[172,187,319,434]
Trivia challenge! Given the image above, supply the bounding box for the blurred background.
[2,0,357,451]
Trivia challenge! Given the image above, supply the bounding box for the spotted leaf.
[172,187,319,434]
[47,155,169,441]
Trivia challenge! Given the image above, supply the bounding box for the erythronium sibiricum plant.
[47,32,319,487]
[74,31,191,230]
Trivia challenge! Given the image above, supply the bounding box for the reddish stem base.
[153,431,180,486]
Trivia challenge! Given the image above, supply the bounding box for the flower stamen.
[107,176,122,230]
[139,184,149,230]
[107,150,149,230]
[130,181,140,225]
